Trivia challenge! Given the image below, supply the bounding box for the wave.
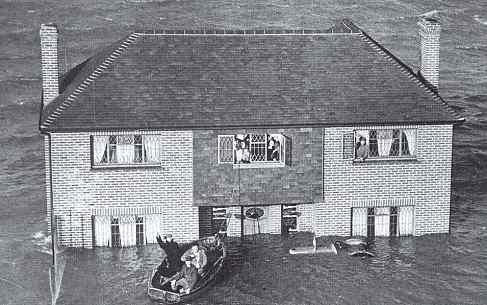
[474,15,487,26]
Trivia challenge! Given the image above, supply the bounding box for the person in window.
[268,137,281,161]
[171,256,198,294]
[356,136,369,161]
[181,244,208,275]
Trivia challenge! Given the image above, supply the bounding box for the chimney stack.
[418,17,441,91]
[40,23,59,106]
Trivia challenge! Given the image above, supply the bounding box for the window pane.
[389,130,400,156]
[401,131,410,156]
[218,136,234,163]
[369,130,378,157]
[250,134,266,161]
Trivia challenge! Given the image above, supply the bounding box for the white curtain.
[117,135,135,164]
[94,216,111,247]
[93,136,108,164]
[398,206,414,236]
[374,207,390,236]
[119,215,136,247]
[377,130,394,157]
[352,208,367,236]
[403,129,417,156]
[144,135,160,163]
[144,214,160,244]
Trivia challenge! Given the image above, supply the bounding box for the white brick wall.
[45,130,198,248]
[315,124,453,236]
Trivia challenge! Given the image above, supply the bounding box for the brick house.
[39,19,463,248]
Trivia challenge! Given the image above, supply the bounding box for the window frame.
[353,128,417,162]
[218,133,286,168]
[135,216,144,246]
[110,217,121,247]
[91,133,161,169]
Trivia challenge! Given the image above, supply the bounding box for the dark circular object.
[245,207,264,219]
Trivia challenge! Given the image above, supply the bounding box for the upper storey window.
[355,128,416,160]
[218,133,286,167]
[343,128,417,161]
[91,134,160,167]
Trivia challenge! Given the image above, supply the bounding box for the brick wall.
[418,18,441,89]
[193,128,323,207]
[45,130,198,248]
[40,24,59,105]
[317,124,453,236]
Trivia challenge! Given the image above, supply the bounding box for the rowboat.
[148,235,226,304]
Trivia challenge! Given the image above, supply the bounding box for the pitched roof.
[39,19,463,132]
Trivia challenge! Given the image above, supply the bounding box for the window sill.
[233,162,285,169]
[91,163,161,170]
[353,157,418,163]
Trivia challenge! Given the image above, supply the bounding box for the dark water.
[1,0,487,304]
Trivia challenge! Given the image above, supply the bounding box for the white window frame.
[91,134,161,168]
[218,133,286,168]
[353,128,417,161]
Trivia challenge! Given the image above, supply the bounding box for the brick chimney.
[40,23,59,106]
[418,17,441,91]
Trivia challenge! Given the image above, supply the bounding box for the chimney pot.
[418,17,441,91]
[40,23,59,106]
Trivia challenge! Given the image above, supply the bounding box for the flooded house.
[39,19,463,248]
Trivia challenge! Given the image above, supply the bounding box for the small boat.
[148,235,226,304]
[289,243,337,255]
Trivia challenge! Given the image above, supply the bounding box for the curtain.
[117,135,135,164]
[352,208,367,236]
[377,130,394,157]
[398,206,414,236]
[93,136,108,164]
[119,215,136,247]
[94,216,111,247]
[144,214,160,244]
[403,129,417,156]
[374,207,390,236]
[144,135,160,163]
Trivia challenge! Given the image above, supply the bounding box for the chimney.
[40,23,59,106]
[418,17,441,91]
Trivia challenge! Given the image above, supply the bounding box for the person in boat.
[156,234,180,276]
[181,244,208,275]
[171,256,198,295]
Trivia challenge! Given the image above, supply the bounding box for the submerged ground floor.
[53,196,446,248]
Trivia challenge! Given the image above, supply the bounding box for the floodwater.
[1,0,486,304]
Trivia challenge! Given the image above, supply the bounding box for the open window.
[346,128,417,161]
[218,133,287,168]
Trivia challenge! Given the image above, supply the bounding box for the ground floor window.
[352,206,414,237]
[136,216,144,246]
[111,217,121,247]
[212,207,228,235]
[282,204,298,232]
[94,214,160,247]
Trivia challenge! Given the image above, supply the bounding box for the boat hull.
[147,236,226,304]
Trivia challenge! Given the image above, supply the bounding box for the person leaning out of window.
[356,136,369,161]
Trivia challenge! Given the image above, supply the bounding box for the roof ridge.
[41,33,141,129]
[133,29,359,35]
[357,30,464,123]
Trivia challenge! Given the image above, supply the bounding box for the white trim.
[351,198,415,208]
[91,206,164,216]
